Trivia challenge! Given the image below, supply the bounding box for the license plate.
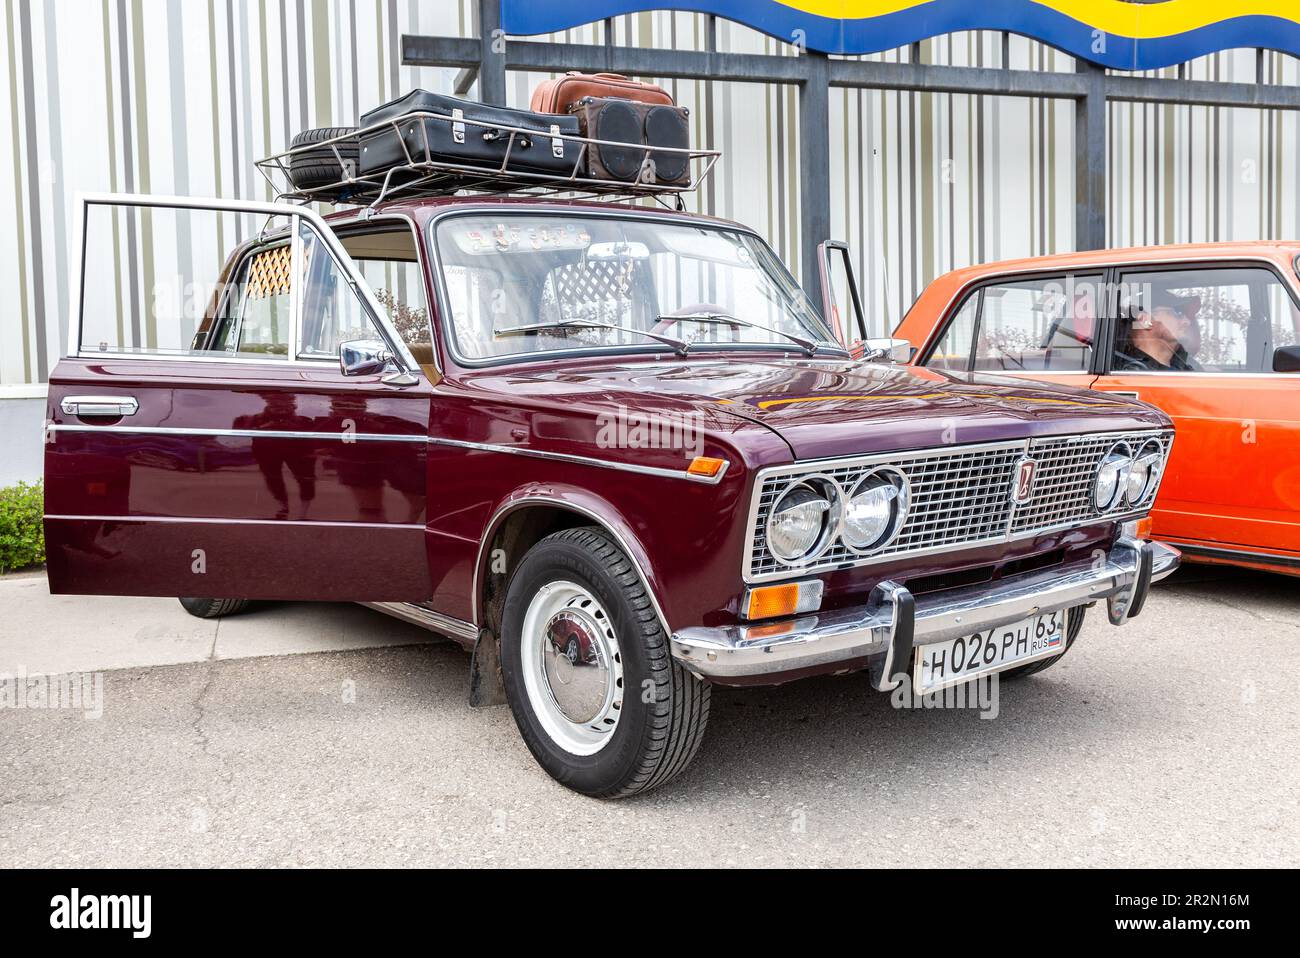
[914,610,1066,694]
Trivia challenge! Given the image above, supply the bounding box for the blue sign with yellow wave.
[502,0,1300,70]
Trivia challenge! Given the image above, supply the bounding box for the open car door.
[816,240,869,356]
[44,194,434,602]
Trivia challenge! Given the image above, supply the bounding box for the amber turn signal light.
[1123,516,1156,540]
[743,580,825,621]
[687,457,727,479]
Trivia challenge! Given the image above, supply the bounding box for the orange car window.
[1113,266,1297,374]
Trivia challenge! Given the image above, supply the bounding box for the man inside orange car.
[1115,289,1202,372]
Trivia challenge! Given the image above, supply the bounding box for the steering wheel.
[652,304,743,343]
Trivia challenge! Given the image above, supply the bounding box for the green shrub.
[0,480,45,574]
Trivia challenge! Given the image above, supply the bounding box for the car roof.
[936,240,1300,287]
[896,239,1300,344]
[323,196,747,233]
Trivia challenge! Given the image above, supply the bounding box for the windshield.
[432,213,839,362]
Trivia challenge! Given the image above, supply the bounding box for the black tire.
[1000,605,1087,679]
[287,126,360,195]
[500,527,710,799]
[178,597,252,620]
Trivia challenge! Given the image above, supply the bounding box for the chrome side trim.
[471,496,673,639]
[1175,542,1300,571]
[47,424,726,482]
[44,514,425,531]
[672,540,1181,683]
[45,424,428,443]
[428,437,730,484]
[363,602,479,643]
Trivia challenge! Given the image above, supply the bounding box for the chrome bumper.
[671,538,1180,685]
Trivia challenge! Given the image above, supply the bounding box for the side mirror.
[859,338,912,364]
[339,340,393,377]
[1274,344,1300,372]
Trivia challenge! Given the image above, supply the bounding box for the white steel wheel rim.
[520,580,625,756]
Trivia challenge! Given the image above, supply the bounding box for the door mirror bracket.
[382,370,421,387]
[860,338,913,364]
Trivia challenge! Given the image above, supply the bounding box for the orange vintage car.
[893,242,1300,578]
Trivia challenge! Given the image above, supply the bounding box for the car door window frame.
[1100,258,1300,376]
[331,215,440,373]
[920,269,1107,375]
[204,235,301,360]
[72,193,420,376]
[924,287,983,373]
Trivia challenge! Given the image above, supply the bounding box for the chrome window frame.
[331,213,441,374]
[70,193,419,374]
[423,204,845,370]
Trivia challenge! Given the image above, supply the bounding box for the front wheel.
[500,527,710,798]
[999,605,1087,679]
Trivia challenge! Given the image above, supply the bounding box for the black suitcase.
[359,90,582,179]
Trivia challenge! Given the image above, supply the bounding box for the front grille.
[745,429,1173,582]
[1009,431,1171,534]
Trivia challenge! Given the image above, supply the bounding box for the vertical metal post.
[1075,61,1107,250]
[799,52,832,287]
[478,0,507,106]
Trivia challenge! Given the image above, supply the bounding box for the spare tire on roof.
[286,127,361,199]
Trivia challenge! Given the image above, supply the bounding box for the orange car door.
[1092,264,1300,559]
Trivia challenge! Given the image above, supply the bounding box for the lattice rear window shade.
[245,245,312,300]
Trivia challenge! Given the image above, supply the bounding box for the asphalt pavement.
[1,564,1297,867]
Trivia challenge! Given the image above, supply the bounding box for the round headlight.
[1126,439,1163,505]
[842,467,910,553]
[1094,442,1133,512]
[766,478,839,564]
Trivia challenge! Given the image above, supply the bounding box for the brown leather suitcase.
[568,97,691,186]
[531,72,673,114]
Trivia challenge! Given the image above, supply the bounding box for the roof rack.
[255,110,721,209]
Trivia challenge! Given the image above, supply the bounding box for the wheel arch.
[474,488,673,642]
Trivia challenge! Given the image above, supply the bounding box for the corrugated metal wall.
[2,1,1297,383]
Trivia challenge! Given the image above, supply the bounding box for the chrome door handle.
[61,396,140,418]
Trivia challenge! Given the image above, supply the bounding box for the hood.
[461,355,1169,462]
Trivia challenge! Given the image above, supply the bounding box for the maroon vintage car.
[45,191,1177,797]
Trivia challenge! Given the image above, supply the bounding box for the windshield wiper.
[493,320,691,357]
[657,311,825,357]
